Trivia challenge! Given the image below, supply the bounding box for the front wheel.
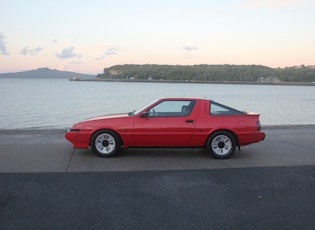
[90,130,121,157]
[206,131,236,159]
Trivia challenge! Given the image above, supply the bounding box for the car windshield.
[128,99,159,116]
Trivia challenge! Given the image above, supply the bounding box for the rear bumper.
[238,131,265,146]
[253,131,265,143]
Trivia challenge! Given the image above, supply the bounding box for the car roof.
[159,97,209,101]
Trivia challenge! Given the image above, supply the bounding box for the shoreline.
[2,77,314,86]
[1,124,315,134]
[72,78,315,87]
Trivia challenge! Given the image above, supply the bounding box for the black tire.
[90,130,121,157]
[206,131,236,159]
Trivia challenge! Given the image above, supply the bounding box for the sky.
[1,0,315,74]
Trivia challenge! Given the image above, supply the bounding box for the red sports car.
[65,97,265,159]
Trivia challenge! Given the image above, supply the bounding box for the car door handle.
[186,120,194,123]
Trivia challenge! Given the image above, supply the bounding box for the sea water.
[0,78,314,129]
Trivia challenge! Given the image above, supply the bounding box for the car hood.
[83,113,129,122]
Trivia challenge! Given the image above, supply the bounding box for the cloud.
[182,45,198,51]
[241,0,314,9]
[96,47,119,60]
[20,46,43,56]
[0,33,9,55]
[55,47,81,59]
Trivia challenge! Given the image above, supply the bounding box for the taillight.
[256,121,261,131]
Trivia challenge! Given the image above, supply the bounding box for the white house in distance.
[258,76,282,83]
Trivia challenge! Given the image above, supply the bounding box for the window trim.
[148,100,196,117]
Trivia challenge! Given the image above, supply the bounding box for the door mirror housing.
[140,111,149,118]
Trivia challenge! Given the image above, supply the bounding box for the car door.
[133,99,197,146]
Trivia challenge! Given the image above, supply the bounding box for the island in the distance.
[0,67,95,80]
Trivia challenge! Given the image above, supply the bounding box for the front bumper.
[65,129,80,144]
[65,129,91,148]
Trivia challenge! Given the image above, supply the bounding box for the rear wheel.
[206,131,236,159]
[91,130,121,157]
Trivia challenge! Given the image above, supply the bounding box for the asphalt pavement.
[1,125,315,229]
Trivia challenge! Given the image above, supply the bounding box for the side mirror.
[140,111,149,118]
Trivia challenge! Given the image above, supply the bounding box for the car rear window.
[210,101,245,115]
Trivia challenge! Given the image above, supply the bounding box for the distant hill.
[0,67,96,79]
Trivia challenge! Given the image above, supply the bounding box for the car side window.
[210,101,244,115]
[148,100,196,117]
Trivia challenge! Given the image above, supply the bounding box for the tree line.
[97,64,315,83]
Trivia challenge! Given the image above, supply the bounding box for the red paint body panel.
[65,98,265,150]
